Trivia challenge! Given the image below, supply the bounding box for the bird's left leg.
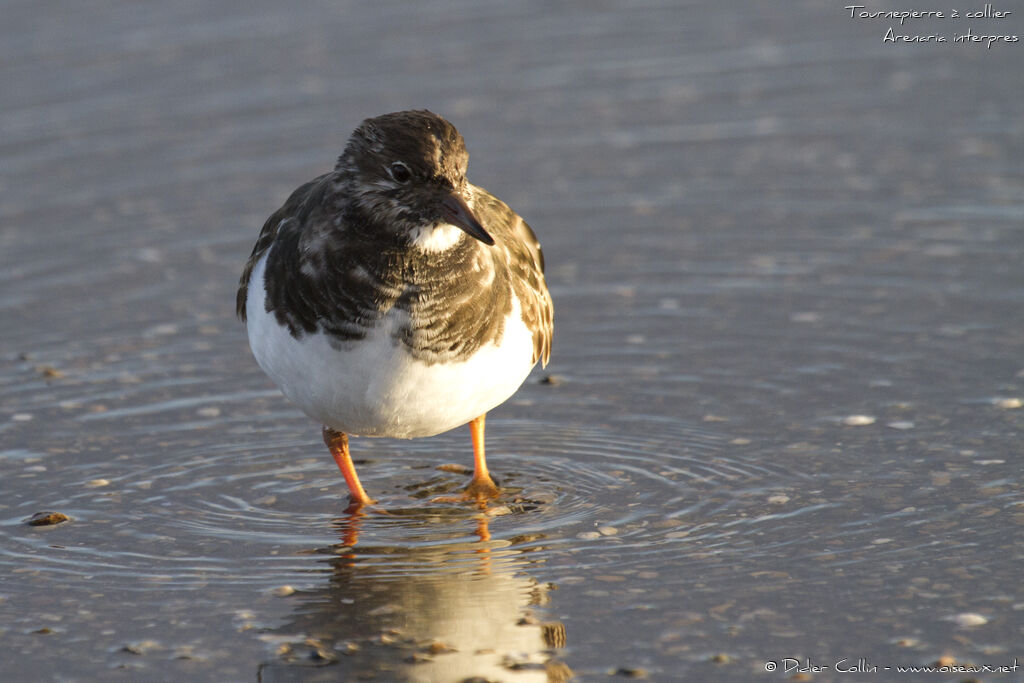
[323,427,376,513]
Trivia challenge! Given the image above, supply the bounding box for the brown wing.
[236,175,328,321]
[471,184,553,367]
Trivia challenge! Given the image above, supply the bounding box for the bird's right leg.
[323,427,376,512]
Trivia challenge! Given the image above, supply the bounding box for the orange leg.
[465,414,500,499]
[323,427,376,512]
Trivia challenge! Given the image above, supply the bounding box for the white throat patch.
[411,222,465,252]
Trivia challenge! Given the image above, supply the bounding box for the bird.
[237,110,553,512]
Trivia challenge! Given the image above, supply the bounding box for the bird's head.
[334,110,494,248]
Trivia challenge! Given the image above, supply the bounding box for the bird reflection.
[258,507,570,682]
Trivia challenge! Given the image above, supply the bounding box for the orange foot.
[343,496,376,515]
[464,474,501,501]
[431,414,503,506]
[429,476,500,506]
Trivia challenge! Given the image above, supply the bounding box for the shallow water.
[3,1,1023,681]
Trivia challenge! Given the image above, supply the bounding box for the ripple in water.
[4,404,971,607]
[2,411,804,594]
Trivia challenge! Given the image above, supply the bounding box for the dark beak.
[441,194,494,246]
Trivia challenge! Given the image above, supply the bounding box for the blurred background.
[2,1,1022,680]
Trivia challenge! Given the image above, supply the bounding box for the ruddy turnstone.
[237,110,553,511]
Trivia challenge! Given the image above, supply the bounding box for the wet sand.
[2,2,1023,680]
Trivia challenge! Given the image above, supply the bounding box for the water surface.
[2,2,1023,681]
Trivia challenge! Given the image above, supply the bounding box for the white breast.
[245,253,537,438]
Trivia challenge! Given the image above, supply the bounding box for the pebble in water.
[36,365,65,379]
[842,415,876,426]
[950,612,988,627]
[610,667,649,678]
[426,640,454,655]
[25,511,70,526]
[436,463,471,475]
[121,640,161,655]
[144,323,178,337]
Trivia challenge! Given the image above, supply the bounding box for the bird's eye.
[388,162,412,184]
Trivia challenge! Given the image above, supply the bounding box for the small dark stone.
[25,511,70,527]
[36,365,65,379]
[539,374,566,386]
[309,648,337,663]
[611,667,649,678]
[437,463,472,475]
[404,652,433,664]
[121,640,160,655]
[504,660,545,672]
[426,640,455,654]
